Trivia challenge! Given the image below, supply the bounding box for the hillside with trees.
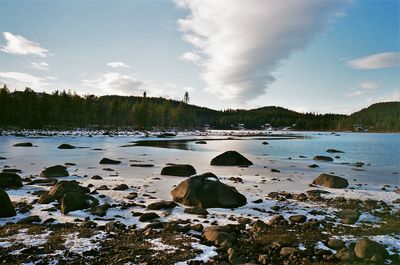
[0,86,398,132]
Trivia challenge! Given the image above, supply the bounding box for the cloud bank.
[107,62,130,68]
[31,61,50,70]
[176,0,346,101]
[82,72,144,95]
[0,72,49,88]
[1,32,49,57]
[347,52,400,69]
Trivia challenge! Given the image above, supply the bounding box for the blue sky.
[0,0,399,114]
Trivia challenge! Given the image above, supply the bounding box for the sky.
[0,0,399,114]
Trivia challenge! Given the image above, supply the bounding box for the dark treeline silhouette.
[0,86,399,131]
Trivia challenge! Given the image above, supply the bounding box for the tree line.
[0,86,398,131]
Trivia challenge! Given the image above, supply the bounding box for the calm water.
[0,131,399,169]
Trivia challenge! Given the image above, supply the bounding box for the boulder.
[2,168,22,173]
[61,192,99,214]
[308,164,319,168]
[326,149,344,153]
[337,209,360,224]
[0,188,16,217]
[171,172,247,208]
[147,200,177,210]
[48,180,90,200]
[313,156,333,162]
[280,247,299,256]
[0,172,23,189]
[38,192,55,204]
[203,226,235,246]
[57,144,76,149]
[13,142,33,147]
[138,212,160,222]
[327,239,345,250]
[17,215,41,224]
[195,141,207,144]
[113,184,129,190]
[99,158,121,165]
[161,164,196,177]
[289,215,307,223]
[40,165,69,178]
[211,151,253,166]
[354,238,388,260]
[91,204,111,217]
[313,173,348,188]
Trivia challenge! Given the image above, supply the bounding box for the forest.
[0,86,399,132]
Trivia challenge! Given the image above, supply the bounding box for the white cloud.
[82,72,144,95]
[0,71,49,88]
[358,81,381,90]
[1,32,49,57]
[106,62,130,68]
[179,52,202,64]
[31,61,50,70]
[347,52,400,69]
[175,0,346,101]
[45,76,58,80]
[346,91,364,97]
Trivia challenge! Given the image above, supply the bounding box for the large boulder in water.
[40,165,69,178]
[61,192,99,214]
[99,158,121,165]
[354,238,388,260]
[48,180,90,200]
[13,142,33,147]
[161,164,196,177]
[0,188,16,217]
[313,173,348,188]
[210,151,253,166]
[313,156,333,162]
[0,172,23,189]
[57,144,76,149]
[171,172,247,208]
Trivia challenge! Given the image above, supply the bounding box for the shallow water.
[0,131,399,184]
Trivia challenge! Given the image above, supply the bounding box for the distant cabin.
[261,123,272,131]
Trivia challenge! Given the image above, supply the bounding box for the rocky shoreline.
[0,136,399,264]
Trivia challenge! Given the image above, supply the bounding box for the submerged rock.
[210,151,253,166]
[0,188,16,217]
[0,172,23,189]
[57,143,76,149]
[326,149,344,153]
[61,192,99,214]
[161,164,196,177]
[40,165,69,178]
[195,141,207,144]
[313,173,349,188]
[99,158,121,165]
[13,142,33,147]
[313,156,333,162]
[171,172,247,208]
[308,164,319,168]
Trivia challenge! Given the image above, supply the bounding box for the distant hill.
[0,86,398,132]
[339,102,400,132]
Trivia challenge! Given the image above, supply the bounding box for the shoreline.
[0,134,399,264]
